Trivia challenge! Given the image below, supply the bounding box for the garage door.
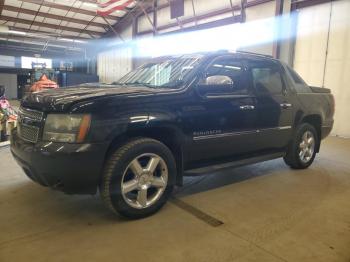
[294,0,350,137]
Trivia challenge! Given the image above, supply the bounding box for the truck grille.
[18,123,40,143]
[17,107,44,143]
[18,107,44,122]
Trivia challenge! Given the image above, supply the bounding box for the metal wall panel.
[97,47,132,83]
[239,1,276,56]
[294,0,350,137]
[0,74,17,99]
[324,0,350,137]
[294,3,330,87]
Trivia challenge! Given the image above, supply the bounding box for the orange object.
[76,115,91,143]
[30,74,59,92]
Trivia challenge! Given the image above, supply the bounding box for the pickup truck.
[11,51,335,218]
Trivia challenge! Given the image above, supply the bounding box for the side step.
[185,152,285,175]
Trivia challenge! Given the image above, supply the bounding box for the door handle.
[280,103,292,109]
[240,105,255,110]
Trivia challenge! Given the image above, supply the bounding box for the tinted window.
[118,56,202,88]
[286,66,305,84]
[250,61,284,94]
[285,65,312,93]
[203,57,246,94]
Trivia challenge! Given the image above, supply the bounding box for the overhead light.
[9,30,27,35]
[0,25,9,33]
[58,38,87,44]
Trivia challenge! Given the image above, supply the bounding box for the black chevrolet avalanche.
[11,51,335,218]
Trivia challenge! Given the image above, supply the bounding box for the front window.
[117,55,203,88]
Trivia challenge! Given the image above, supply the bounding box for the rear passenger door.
[248,60,293,151]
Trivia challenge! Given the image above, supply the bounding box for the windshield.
[116,55,203,88]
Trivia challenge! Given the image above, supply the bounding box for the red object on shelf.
[30,74,59,92]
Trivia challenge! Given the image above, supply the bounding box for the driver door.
[185,55,258,163]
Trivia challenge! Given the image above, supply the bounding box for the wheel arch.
[104,125,185,187]
[300,114,322,152]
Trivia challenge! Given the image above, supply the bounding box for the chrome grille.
[18,107,44,122]
[18,123,40,143]
[17,107,44,143]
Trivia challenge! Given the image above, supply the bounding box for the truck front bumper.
[10,130,109,194]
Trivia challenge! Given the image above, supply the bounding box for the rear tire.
[284,123,318,169]
[100,138,176,219]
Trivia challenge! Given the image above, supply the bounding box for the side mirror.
[197,75,234,97]
[204,75,233,86]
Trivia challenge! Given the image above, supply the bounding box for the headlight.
[43,114,91,143]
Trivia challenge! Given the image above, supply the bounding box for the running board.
[185,152,285,175]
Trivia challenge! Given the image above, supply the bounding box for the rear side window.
[250,61,284,95]
[285,65,311,93]
[286,66,305,84]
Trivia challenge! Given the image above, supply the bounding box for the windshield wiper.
[124,81,157,88]
[110,82,124,85]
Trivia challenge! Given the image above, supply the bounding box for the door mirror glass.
[197,57,248,97]
[204,75,234,86]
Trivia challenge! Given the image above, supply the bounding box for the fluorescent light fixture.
[9,30,27,35]
[0,25,9,33]
[59,38,87,44]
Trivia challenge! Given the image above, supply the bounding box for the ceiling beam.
[2,34,85,49]
[3,5,108,28]
[0,42,84,55]
[104,0,154,38]
[1,15,104,35]
[18,0,120,21]
[7,26,92,39]
[0,35,88,49]
[291,0,339,10]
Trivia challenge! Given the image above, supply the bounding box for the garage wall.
[293,0,350,137]
[0,74,17,99]
[239,0,276,56]
[97,47,132,83]
[98,0,278,81]
[97,26,133,83]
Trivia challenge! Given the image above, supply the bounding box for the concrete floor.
[1,137,350,262]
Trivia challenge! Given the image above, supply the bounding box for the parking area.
[1,136,350,262]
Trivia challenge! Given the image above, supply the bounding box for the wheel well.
[301,114,322,151]
[104,127,184,186]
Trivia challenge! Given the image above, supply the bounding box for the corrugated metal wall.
[294,0,350,137]
[0,73,17,99]
[97,47,132,83]
[97,0,277,82]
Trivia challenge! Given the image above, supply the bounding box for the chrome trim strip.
[193,126,292,141]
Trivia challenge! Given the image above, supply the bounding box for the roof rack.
[235,50,274,59]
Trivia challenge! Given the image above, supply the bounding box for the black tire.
[284,123,318,169]
[100,138,176,219]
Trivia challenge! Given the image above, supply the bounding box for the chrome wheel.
[121,153,168,209]
[298,131,315,164]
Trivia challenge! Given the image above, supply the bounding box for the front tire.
[284,123,318,169]
[100,138,176,219]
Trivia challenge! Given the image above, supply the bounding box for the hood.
[21,84,157,112]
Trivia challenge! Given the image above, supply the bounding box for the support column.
[277,0,297,65]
